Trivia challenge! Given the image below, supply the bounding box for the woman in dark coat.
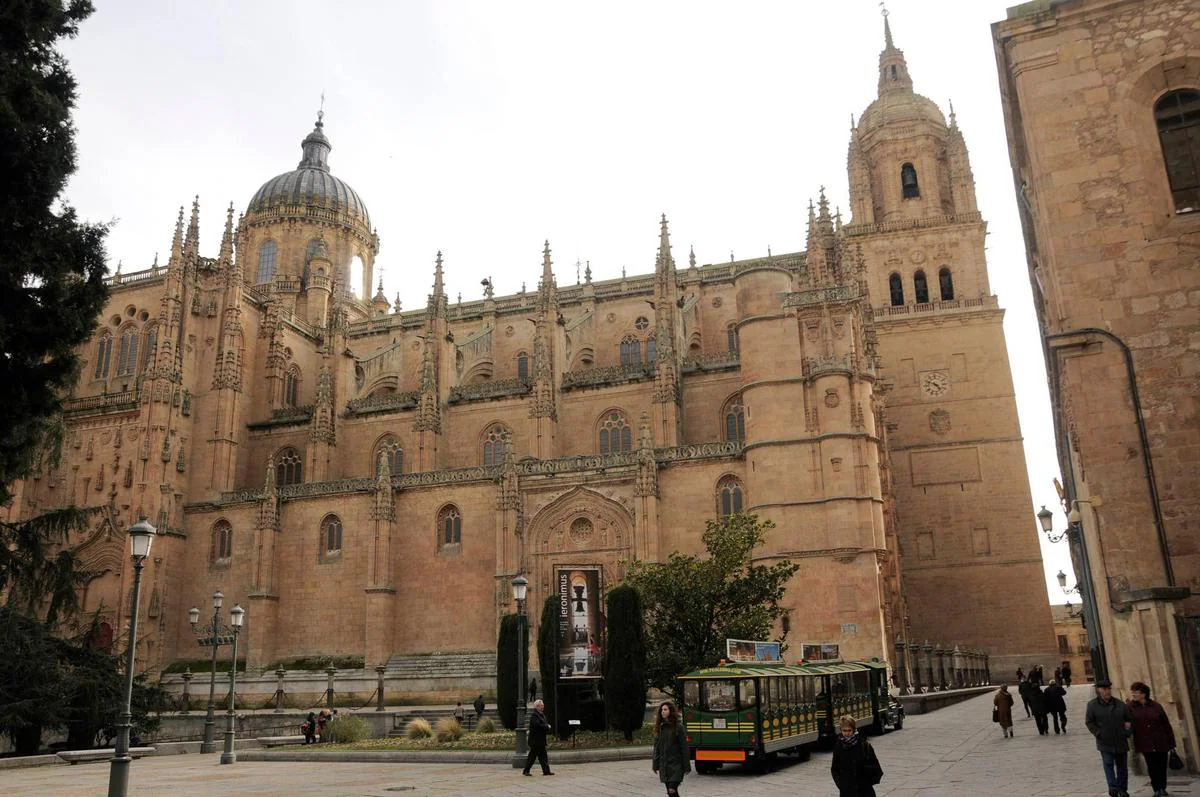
[831,715,882,797]
[1044,679,1068,734]
[1128,681,1177,797]
[652,701,690,797]
[302,711,317,744]
[994,684,1015,738]
[1028,683,1050,735]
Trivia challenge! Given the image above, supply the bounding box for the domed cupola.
[247,114,371,230]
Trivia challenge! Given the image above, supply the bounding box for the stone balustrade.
[893,637,991,694]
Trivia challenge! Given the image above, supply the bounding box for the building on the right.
[993,0,1200,767]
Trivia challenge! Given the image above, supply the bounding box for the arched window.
[646,336,656,363]
[726,323,738,353]
[275,447,303,486]
[1155,89,1200,211]
[482,423,511,467]
[257,240,278,284]
[437,505,462,549]
[619,336,641,365]
[305,239,323,262]
[284,366,300,408]
[94,334,113,379]
[901,162,920,199]
[321,514,343,557]
[348,254,365,299]
[116,326,139,376]
[516,351,529,381]
[938,267,955,301]
[913,270,930,304]
[141,325,158,373]
[888,273,905,307]
[211,520,233,563]
[723,396,745,444]
[717,476,745,519]
[598,410,632,455]
[374,435,403,475]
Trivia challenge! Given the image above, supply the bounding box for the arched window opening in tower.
[375,435,403,476]
[348,254,365,299]
[516,351,529,381]
[275,447,303,486]
[726,324,738,353]
[913,270,930,304]
[888,273,905,307]
[619,336,641,366]
[1155,89,1200,212]
[646,336,656,363]
[116,326,139,377]
[94,334,113,379]
[901,162,920,199]
[141,325,158,373]
[284,366,300,408]
[306,239,322,262]
[482,423,511,467]
[438,505,462,548]
[257,240,278,284]
[599,411,632,455]
[723,396,745,444]
[938,267,955,301]
[211,520,233,563]
[890,65,898,81]
[717,476,744,519]
[321,514,343,557]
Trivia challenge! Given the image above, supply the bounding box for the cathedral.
[6,19,1056,678]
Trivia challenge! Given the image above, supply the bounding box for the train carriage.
[679,658,901,773]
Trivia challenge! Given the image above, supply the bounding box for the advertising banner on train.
[726,639,782,663]
[556,566,604,679]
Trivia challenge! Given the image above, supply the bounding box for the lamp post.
[219,605,245,765]
[107,516,156,797]
[189,590,232,753]
[1036,504,1107,682]
[511,575,529,768]
[1057,570,1081,594]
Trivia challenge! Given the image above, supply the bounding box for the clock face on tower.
[920,371,950,397]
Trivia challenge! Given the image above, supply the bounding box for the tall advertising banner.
[556,566,604,679]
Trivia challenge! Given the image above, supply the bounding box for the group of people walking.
[995,672,1181,797]
[300,709,334,744]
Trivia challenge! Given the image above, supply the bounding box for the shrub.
[496,613,522,730]
[435,717,463,742]
[475,716,496,734]
[537,595,560,737]
[406,718,433,739]
[323,714,369,744]
[604,585,647,740]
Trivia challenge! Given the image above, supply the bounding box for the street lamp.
[1064,601,1083,620]
[107,516,156,797]
[1057,570,1081,595]
[511,574,529,769]
[1037,505,1070,543]
[190,589,232,753]
[220,604,245,765]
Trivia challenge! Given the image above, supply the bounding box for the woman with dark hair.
[652,701,690,797]
[1128,681,1176,797]
[831,715,883,797]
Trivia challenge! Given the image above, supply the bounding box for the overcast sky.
[59,0,1076,606]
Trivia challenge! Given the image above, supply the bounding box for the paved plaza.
[9,688,1199,796]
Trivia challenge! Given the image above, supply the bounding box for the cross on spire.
[318,91,325,124]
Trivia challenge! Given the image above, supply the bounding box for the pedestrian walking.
[1016,667,1025,682]
[529,676,538,704]
[1018,678,1033,719]
[453,701,466,726]
[652,701,691,797]
[521,698,554,777]
[831,715,883,797]
[1086,679,1133,797]
[1062,661,1073,687]
[1054,666,1063,684]
[1029,682,1050,735]
[994,684,1015,739]
[473,693,485,723]
[1045,679,1069,734]
[316,708,332,743]
[1127,681,1177,797]
[1030,664,1045,686]
[302,711,317,744]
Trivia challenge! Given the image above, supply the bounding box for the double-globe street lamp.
[188,591,239,754]
[511,574,529,769]
[107,516,156,797]
[219,604,245,764]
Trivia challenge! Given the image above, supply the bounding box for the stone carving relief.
[929,409,951,434]
[824,389,840,408]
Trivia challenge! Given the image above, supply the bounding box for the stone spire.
[257,457,278,530]
[168,206,185,270]
[427,251,447,319]
[310,363,336,444]
[877,9,913,95]
[218,202,235,270]
[530,241,558,422]
[372,451,394,521]
[184,195,200,262]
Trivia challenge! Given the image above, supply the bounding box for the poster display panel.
[556,566,604,679]
[726,639,782,663]
[800,643,841,662]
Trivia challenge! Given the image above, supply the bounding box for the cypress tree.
[0,0,110,502]
[495,613,522,730]
[603,584,647,740]
[536,595,558,737]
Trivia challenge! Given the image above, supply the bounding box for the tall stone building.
[993,0,1200,763]
[5,18,1053,680]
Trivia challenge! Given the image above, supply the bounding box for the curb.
[238,745,653,765]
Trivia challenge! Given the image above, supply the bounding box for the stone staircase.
[384,650,496,680]
[388,706,501,736]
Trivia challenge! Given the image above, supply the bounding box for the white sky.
[60,0,1075,604]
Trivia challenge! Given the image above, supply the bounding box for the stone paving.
[8,687,1199,796]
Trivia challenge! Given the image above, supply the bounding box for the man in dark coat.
[521,699,554,777]
[1061,661,1073,687]
[1086,679,1133,797]
[1028,682,1049,735]
[1044,680,1068,734]
[1017,678,1033,719]
[473,694,485,722]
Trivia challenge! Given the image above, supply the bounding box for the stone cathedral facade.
[6,22,1055,676]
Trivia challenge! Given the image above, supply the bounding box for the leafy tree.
[495,613,523,730]
[603,584,646,740]
[536,595,559,737]
[0,0,110,504]
[625,514,799,696]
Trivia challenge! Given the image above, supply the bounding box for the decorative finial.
[949,98,957,127]
[689,245,696,269]
[767,246,771,257]
[730,251,735,263]
[621,266,626,278]
[116,259,122,274]
[584,261,592,283]
[153,252,158,267]
[318,91,325,125]
[457,292,462,304]
[575,258,582,284]
[880,1,894,48]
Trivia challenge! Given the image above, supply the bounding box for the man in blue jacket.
[1085,679,1133,797]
